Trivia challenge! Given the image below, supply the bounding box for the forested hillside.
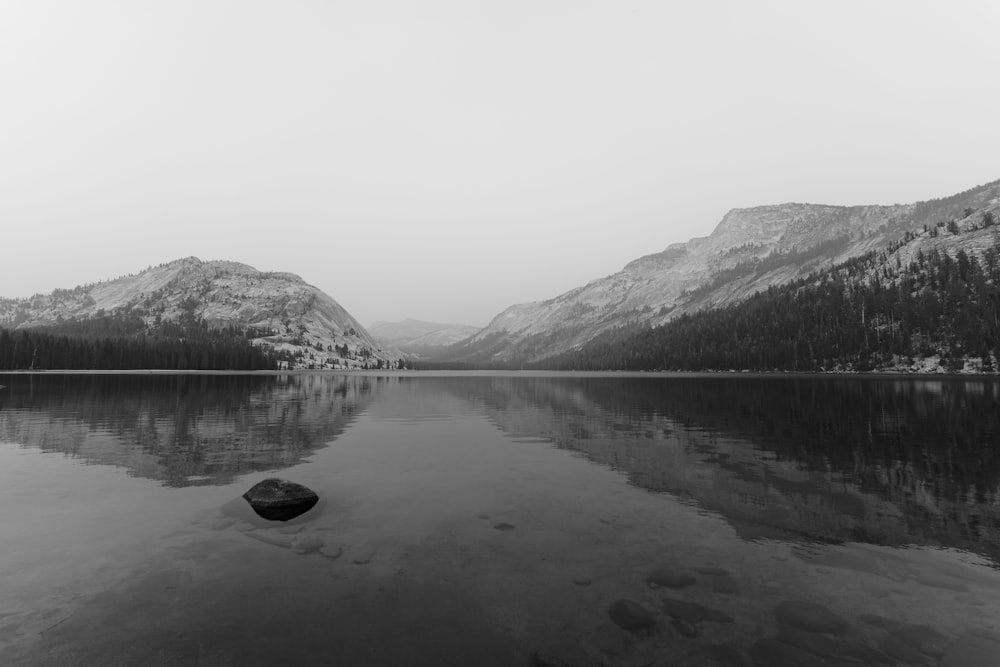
[0,312,285,370]
[539,213,1000,373]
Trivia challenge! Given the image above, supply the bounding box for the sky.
[2,1,998,327]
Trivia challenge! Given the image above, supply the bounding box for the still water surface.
[0,372,998,666]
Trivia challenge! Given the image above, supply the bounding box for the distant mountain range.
[0,257,399,370]
[368,319,480,357]
[439,179,1000,365]
[4,179,998,372]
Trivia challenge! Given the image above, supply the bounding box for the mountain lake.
[0,372,998,666]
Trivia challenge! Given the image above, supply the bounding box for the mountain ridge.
[446,179,1000,363]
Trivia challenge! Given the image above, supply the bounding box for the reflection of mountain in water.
[0,374,378,486]
[448,375,1000,561]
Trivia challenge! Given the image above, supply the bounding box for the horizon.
[2,1,999,325]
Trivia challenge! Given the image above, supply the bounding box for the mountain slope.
[542,211,1000,373]
[0,257,399,369]
[448,180,1000,363]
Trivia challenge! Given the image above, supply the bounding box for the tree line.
[0,313,285,371]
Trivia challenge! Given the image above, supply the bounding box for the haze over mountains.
[368,319,481,358]
[441,179,1000,365]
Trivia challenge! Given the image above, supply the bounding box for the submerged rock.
[661,598,708,623]
[608,599,656,634]
[242,478,319,521]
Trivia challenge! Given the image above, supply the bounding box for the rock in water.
[607,599,656,634]
[243,478,319,521]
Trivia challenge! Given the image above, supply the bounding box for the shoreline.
[0,368,997,379]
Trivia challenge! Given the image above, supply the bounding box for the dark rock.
[661,597,707,622]
[774,600,848,635]
[242,478,319,521]
[494,522,516,531]
[608,599,656,634]
[645,568,696,589]
[749,638,826,667]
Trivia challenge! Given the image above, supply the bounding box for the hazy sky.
[2,1,998,327]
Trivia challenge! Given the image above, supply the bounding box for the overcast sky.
[2,1,998,327]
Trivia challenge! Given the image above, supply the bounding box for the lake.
[1,372,998,666]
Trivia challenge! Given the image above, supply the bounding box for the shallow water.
[0,372,998,666]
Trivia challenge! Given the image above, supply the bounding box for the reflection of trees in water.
[439,375,1000,560]
[0,374,379,487]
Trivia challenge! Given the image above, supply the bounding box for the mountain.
[445,180,1000,364]
[543,212,1000,373]
[0,257,399,370]
[368,319,481,357]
